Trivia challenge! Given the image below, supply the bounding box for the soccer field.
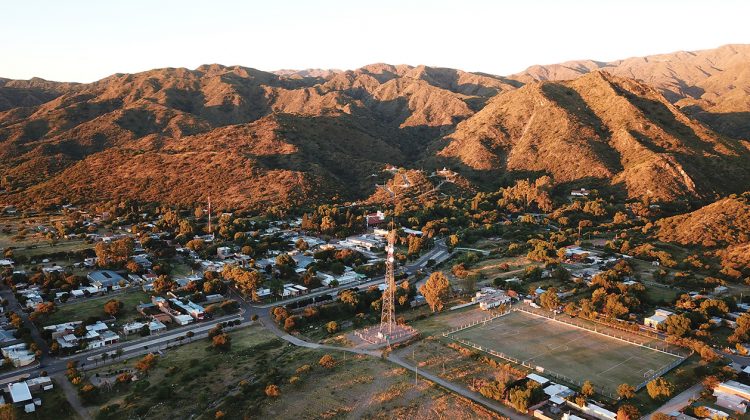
[451,310,683,395]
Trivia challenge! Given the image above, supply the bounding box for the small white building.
[644,309,674,329]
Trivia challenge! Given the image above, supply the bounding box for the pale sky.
[3,0,749,83]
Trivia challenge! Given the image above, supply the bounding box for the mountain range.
[1,45,749,211]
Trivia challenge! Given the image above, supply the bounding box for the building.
[366,211,385,227]
[644,309,674,329]
[2,344,35,367]
[7,382,32,407]
[25,377,53,392]
[148,320,167,334]
[345,235,384,252]
[570,188,590,197]
[715,380,750,400]
[122,322,147,336]
[714,390,748,414]
[87,270,125,289]
[217,246,234,259]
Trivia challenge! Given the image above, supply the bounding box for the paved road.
[644,383,703,419]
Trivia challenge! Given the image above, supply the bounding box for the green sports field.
[451,310,683,395]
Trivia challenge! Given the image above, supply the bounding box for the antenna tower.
[379,220,397,335]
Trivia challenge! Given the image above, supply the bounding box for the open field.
[85,325,500,419]
[451,310,683,396]
[42,290,151,327]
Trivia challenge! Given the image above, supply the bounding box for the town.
[0,174,747,420]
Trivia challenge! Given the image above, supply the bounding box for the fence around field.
[514,306,691,358]
[441,307,513,337]
[442,305,693,400]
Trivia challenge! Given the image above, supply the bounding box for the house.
[714,285,729,295]
[87,270,125,289]
[644,309,674,329]
[169,299,205,320]
[217,247,234,259]
[43,321,83,340]
[570,188,590,197]
[148,320,167,334]
[122,322,147,336]
[0,259,14,269]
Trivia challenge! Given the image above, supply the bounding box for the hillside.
[513,44,750,139]
[0,64,506,210]
[1,45,750,210]
[436,71,750,202]
[656,194,750,247]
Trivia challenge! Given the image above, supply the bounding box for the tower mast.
[379,220,397,336]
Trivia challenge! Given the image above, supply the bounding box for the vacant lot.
[452,310,683,396]
[86,325,499,419]
[42,290,151,327]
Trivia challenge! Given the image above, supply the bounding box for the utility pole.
[413,348,418,385]
[207,195,212,235]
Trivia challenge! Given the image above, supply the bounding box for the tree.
[616,404,640,420]
[508,386,531,412]
[617,383,635,400]
[319,354,336,369]
[295,238,309,251]
[283,317,297,332]
[135,353,158,374]
[581,380,595,398]
[339,290,359,310]
[646,378,673,400]
[420,271,451,312]
[103,299,123,317]
[211,333,231,351]
[152,275,175,294]
[539,288,560,310]
[326,321,339,334]
[265,384,281,397]
[663,314,692,338]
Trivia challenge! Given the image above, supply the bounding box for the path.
[644,383,703,419]
[54,372,91,420]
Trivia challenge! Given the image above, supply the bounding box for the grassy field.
[451,310,683,396]
[42,290,152,327]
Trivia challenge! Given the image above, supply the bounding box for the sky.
[3,0,750,83]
